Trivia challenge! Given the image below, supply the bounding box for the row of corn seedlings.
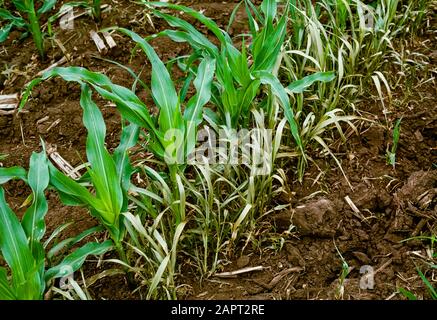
[1,0,431,299]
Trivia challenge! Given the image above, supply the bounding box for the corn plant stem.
[27,5,44,58]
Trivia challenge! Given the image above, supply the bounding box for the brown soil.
[0,0,436,300]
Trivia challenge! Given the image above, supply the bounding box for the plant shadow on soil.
[0,0,436,300]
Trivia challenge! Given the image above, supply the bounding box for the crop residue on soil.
[0,0,436,300]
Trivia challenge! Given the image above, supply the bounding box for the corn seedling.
[19,30,216,296]
[0,0,57,58]
[145,1,303,154]
[41,86,139,265]
[146,1,343,181]
[386,118,401,168]
[0,151,112,300]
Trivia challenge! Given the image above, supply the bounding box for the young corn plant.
[42,85,139,264]
[22,27,215,217]
[0,151,112,300]
[145,1,302,151]
[0,0,57,58]
[145,0,337,179]
[20,32,215,296]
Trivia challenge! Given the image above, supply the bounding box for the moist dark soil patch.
[0,0,436,300]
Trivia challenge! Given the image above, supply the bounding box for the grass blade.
[45,240,113,282]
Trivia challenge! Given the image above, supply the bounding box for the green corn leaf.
[12,0,28,12]
[0,267,15,300]
[22,152,50,250]
[37,0,57,15]
[244,0,260,35]
[150,11,218,56]
[260,0,277,26]
[149,2,231,46]
[239,79,261,114]
[45,240,113,282]
[252,13,287,72]
[92,84,158,134]
[184,57,216,155]
[47,161,103,213]
[253,70,304,155]
[0,166,27,184]
[0,23,14,43]
[227,1,243,33]
[113,123,140,193]
[0,9,19,21]
[0,187,41,299]
[225,42,250,86]
[112,28,182,135]
[80,84,123,225]
[43,221,74,249]
[245,0,263,25]
[287,71,336,93]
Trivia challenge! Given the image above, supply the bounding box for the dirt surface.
[1,0,436,300]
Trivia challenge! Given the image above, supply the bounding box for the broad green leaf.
[0,187,41,299]
[12,0,28,12]
[0,267,15,300]
[0,9,19,21]
[45,240,113,282]
[43,221,74,249]
[22,152,50,250]
[260,0,277,26]
[150,12,218,56]
[0,23,14,43]
[113,123,140,193]
[37,0,57,15]
[48,162,102,213]
[0,166,27,184]
[80,84,123,225]
[252,12,287,72]
[112,28,182,135]
[184,57,216,155]
[287,71,336,93]
[149,2,231,46]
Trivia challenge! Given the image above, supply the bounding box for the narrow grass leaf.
[45,240,113,281]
